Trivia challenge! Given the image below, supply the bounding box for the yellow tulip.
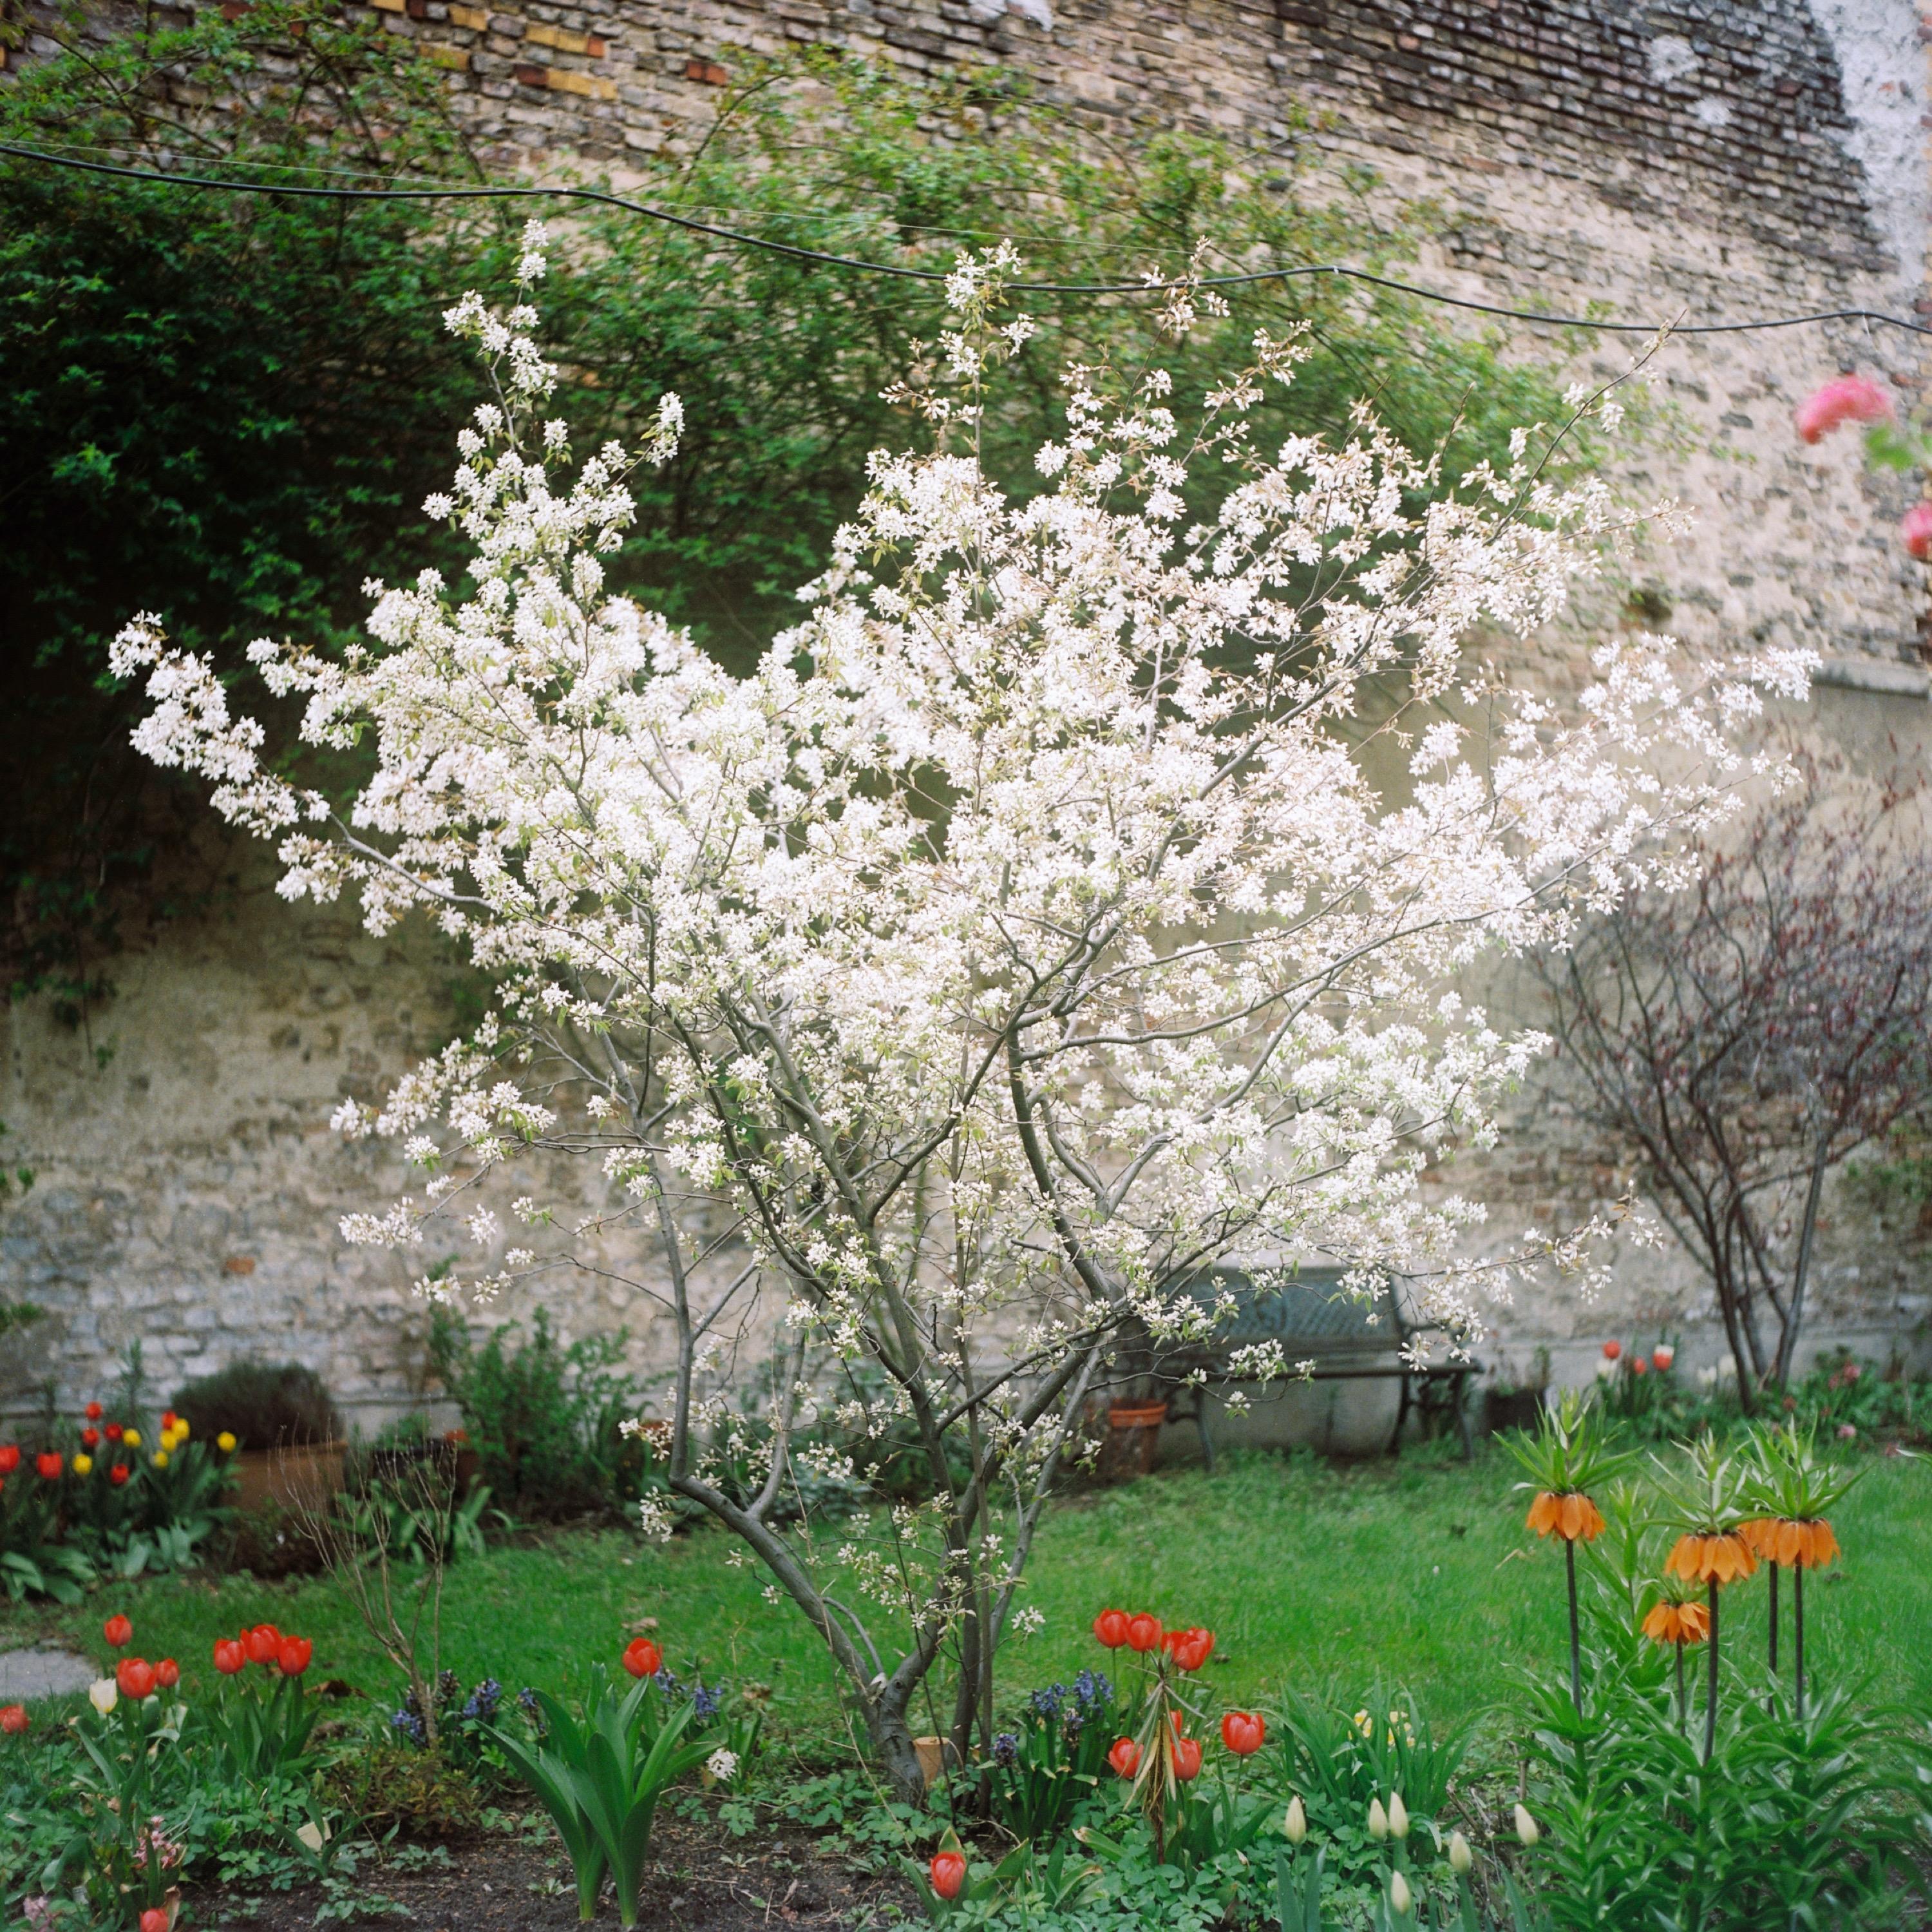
[173,1418,191,1440]
[152,1451,169,1470]
[122,1428,142,1449]
[217,1431,237,1454]
[72,1454,93,1476]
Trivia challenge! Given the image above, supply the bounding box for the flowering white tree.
[111,230,1808,1796]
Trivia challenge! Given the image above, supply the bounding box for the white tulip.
[88,1679,117,1716]
[1388,1791,1410,1840]
[1368,1796,1388,1841]
[1449,1830,1473,1875]
[1283,1794,1307,1846]
[1389,1870,1412,1916]
[1515,1803,1540,1848]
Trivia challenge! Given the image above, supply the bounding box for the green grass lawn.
[10,1444,1930,1752]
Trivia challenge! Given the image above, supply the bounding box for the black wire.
[5,139,1929,340]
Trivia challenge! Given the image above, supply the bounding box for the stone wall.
[6,0,1932,1421]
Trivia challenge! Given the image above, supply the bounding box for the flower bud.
[1388,1792,1409,1840]
[1449,1830,1472,1876]
[1368,1797,1388,1841]
[1283,1794,1307,1845]
[1514,1803,1540,1848]
[1389,1871,1412,1917]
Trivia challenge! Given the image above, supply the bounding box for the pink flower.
[1795,375,1893,444]
[1837,1423,1857,1441]
[1901,503,1932,561]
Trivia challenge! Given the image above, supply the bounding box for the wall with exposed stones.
[6,0,1932,1426]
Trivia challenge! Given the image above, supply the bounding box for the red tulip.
[0,1446,16,1475]
[0,1705,26,1735]
[80,1428,99,1450]
[1220,1710,1265,1756]
[622,1637,663,1678]
[85,1403,104,1422]
[104,1615,133,1649]
[1631,1356,1649,1376]
[162,1410,178,1430]
[1652,1345,1676,1372]
[109,1463,131,1486]
[1601,1340,1621,1361]
[156,1658,181,1690]
[140,1911,169,1932]
[243,1624,281,1666]
[1092,1609,1130,1649]
[35,1452,61,1481]
[213,1638,245,1676]
[1107,1736,1141,1777]
[1125,1613,1162,1653]
[117,1656,158,1700]
[1172,1736,1203,1781]
[106,1423,123,1443]
[1168,1627,1215,1672]
[278,1636,313,1677]
[929,1850,966,1901]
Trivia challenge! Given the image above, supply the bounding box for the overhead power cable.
[5,140,1929,341]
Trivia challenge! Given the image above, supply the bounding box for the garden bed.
[196,1817,902,1931]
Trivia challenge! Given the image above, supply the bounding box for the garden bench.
[1163,1266,1479,1463]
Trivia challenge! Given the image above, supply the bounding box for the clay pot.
[230,1441,346,1516]
[1099,1401,1168,1482]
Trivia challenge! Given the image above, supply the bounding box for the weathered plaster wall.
[6,0,1932,1418]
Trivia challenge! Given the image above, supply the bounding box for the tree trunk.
[867,1689,932,1804]
[1775,1134,1832,1387]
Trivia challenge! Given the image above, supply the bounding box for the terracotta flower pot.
[231,1441,346,1516]
[1100,1401,1168,1482]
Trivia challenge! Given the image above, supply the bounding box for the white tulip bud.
[1368,1797,1388,1841]
[1514,1803,1540,1848]
[1388,1792,1410,1840]
[1449,1830,1472,1875]
[89,1678,117,1716]
[1283,1795,1307,1846]
[1389,1871,1412,1917]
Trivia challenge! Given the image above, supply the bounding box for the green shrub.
[173,1360,343,1450]
[428,1307,643,1520]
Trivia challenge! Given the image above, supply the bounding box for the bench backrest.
[1182,1265,1401,1359]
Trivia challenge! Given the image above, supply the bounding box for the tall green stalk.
[1703,1580,1719,1765]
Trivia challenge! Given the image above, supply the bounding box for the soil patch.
[198,1815,910,1932]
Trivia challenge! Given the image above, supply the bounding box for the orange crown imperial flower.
[1641,1598,1711,1647]
[1741,1515,1839,1569]
[1526,1490,1605,1543]
[1665,1531,1757,1586]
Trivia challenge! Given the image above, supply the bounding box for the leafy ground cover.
[10,1444,1927,1747]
